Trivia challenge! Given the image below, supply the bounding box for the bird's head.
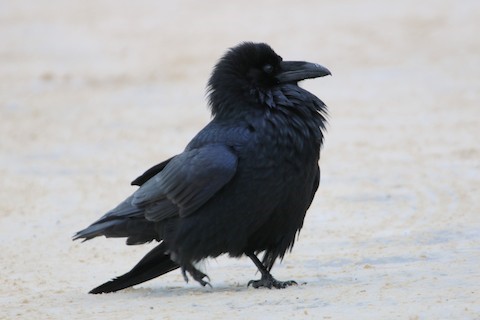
[207,42,330,117]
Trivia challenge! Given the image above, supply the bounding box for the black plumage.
[73,42,330,293]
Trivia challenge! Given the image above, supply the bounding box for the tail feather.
[73,218,158,245]
[89,242,179,294]
[73,220,121,241]
[73,195,158,245]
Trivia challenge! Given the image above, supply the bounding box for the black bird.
[73,42,330,294]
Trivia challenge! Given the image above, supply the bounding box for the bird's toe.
[248,276,297,289]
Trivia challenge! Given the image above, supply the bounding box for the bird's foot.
[248,274,297,289]
[181,264,212,288]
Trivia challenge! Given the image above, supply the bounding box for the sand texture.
[1,1,479,319]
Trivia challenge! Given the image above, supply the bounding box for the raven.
[73,42,330,294]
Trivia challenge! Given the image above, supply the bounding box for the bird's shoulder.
[131,120,250,186]
[185,118,254,150]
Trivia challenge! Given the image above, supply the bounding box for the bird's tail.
[73,195,158,245]
[89,242,179,294]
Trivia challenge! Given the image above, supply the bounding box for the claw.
[246,253,297,289]
[198,278,212,288]
[182,263,212,288]
[248,275,297,289]
[202,275,212,287]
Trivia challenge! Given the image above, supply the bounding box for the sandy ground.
[1,0,479,319]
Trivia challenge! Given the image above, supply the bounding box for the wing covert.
[132,144,237,221]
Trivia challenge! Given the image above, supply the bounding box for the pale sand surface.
[1,1,479,319]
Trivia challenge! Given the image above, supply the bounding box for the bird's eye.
[262,64,274,74]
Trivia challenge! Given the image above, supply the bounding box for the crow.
[73,42,330,294]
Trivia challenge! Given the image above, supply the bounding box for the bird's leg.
[181,263,212,288]
[246,253,297,289]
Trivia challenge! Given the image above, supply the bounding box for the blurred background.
[1,1,479,319]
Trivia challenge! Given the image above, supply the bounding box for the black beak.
[276,61,331,84]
